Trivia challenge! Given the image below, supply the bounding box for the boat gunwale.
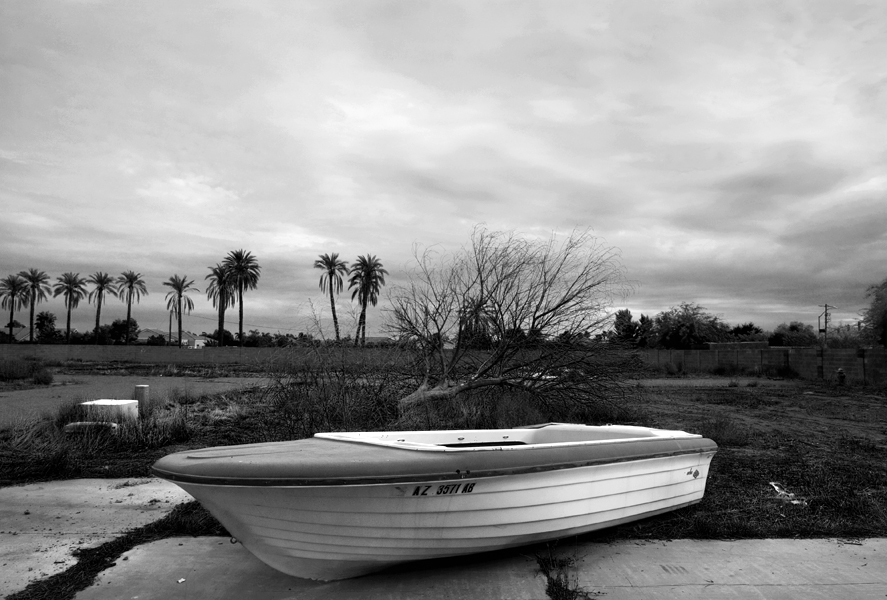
[152,446,717,487]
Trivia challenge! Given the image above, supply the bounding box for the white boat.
[152,423,717,581]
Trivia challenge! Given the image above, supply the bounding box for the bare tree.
[387,227,633,410]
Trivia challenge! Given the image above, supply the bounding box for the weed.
[691,416,752,447]
[0,420,71,482]
[112,409,192,450]
[138,389,167,419]
[535,544,596,599]
[51,398,91,429]
[166,387,199,406]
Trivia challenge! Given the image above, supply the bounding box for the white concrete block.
[80,399,139,421]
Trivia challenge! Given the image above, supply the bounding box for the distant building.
[137,328,209,348]
[4,326,29,342]
[137,328,170,344]
[181,332,210,349]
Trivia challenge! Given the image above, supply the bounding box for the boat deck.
[318,423,701,450]
[152,423,716,487]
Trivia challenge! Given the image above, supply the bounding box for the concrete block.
[81,399,139,421]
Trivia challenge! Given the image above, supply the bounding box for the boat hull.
[173,451,715,580]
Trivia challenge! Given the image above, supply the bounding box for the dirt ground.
[637,378,887,446]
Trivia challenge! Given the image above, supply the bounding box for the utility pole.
[818,304,836,379]
[818,304,836,346]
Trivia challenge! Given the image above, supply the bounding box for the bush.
[263,362,402,439]
[146,334,168,346]
[31,368,53,385]
[663,361,683,376]
[0,357,54,383]
[0,359,31,381]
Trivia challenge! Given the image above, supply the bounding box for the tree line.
[607,297,887,350]
[3,232,886,358]
[0,249,390,348]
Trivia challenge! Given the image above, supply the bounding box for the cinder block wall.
[638,347,887,385]
[3,344,886,385]
[860,349,887,384]
[0,344,288,366]
[0,344,406,370]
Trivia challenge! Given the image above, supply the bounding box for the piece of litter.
[177,578,186,584]
[769,481,808,506]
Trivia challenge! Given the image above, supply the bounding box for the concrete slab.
[571,538,887,599]
[3,477,886,599]
[71,537,887,600]
[0,478,192,594]
[70,536,887,600]
[74,538,547,600]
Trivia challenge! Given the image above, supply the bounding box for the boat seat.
[440,441,528,448]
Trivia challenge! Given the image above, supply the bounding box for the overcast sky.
[2,0,886,339]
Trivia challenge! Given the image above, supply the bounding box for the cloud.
[2,0,887,335]
[136,174,241,209]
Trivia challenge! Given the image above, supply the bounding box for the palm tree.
[116,271,148,345]
[18,268,51,343]
[205,263,235,347]
[163,275,199,348]
[222,250,261,346]
[53,273,87,343]
[1,274,28,342]
[314,253,349,341]
[87,272,118,344]
[348,255,388,346]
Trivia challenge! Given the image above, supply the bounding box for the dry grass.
[597,381,887,540]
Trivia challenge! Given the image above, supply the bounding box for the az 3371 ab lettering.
[411,483,476,496]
